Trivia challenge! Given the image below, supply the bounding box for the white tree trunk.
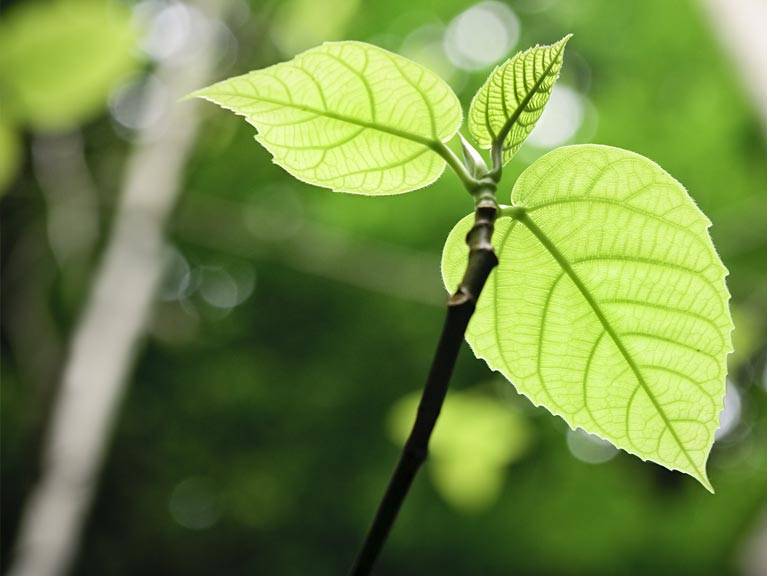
[8,2,223,575]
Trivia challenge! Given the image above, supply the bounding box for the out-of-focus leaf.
[388,390,531,512]
[191,41,463,195]
[442,145,733,491]
[468,35,570,164]
[0,0,139,130]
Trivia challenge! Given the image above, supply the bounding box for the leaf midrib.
[493,39,568,149]
[515,210,707,482]
[198,90,440,150]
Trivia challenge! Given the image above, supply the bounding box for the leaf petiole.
[499,204,526,219]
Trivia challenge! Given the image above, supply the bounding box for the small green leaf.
[469,35,571,165]
[0,0,139,130]
[191,41,463,195]
[458,133,488,179]
[442,145,733,491]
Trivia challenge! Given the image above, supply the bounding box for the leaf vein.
[519,212,708,481]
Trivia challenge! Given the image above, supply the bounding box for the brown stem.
[348,180,499,576]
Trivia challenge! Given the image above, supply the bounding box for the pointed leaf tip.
[699,473,715,494]
[468,34,572,164]
[442,145,731,490]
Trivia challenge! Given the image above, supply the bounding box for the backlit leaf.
[191,41,463,195]
[468,35,570,164]
[442,145,732,491]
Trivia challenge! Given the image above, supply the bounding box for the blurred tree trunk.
[701,0,767,134]
[7,2,224,575]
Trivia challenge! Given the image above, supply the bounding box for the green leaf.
[468,35,571,165]
[190,41,462,195]
[442,145,733,491]
[0,0,139,130]
[458,133,488,179]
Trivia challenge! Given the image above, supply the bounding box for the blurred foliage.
[0,0,140,195]
[389,388,532,512]
[271,0,360,55]
[0,0,139,130]
[2,0,766,575]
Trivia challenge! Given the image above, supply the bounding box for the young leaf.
[469,35,571,165]
[441,145,733,491]
[458,133,489,179]
[190,41,463,195]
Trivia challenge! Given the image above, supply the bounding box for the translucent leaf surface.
[442,145,732,490]
[468,35,570,164]
[0,0,138,130]
[191,41,462,195]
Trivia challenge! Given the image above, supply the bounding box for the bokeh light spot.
[169,476,221,531]
[198,263,256,310]
[444,2,520,71]
[400,24,459,86]
[108,74,168,133]
[715,380,742,441]
[526,84,584,148]
[567,428,618,464]
[139,1,192,61]
[159,247,192,302]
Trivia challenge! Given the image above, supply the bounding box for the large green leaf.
[442,145,732,491]
[0,0,138,130]
[191,41,462,195]
[468,35,570,165]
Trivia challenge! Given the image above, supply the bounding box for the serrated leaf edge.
[188,41,463,194]
[442,144,734,492]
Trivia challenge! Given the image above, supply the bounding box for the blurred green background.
[2,0,766,575]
